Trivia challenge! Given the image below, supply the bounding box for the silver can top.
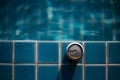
[67,42,84,60]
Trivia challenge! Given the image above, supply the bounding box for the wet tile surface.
[0,41,120,80]
[15,65,35,80]
[38,65,58,80]
[0,65,12,80]
[0,42,12,62]
[85,43,105,64]
[38,42,58,63]
[15,42,35,63]
[108,43,120,63]
[108,66,120,80]
[85,66,105,80]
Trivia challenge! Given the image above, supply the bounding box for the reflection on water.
[0,0,120,40]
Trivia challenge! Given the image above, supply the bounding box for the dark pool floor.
[0,0,120,40]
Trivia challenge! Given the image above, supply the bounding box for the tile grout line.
[82,41,85,80]
[0,63,12,65]
[12,41,15,80]
[1,62,120,65]
[35,41,38,80]
[0,62,120,65]
[0,40,120,43]
[85,64,105,66]
[108,64,120,66]
[106,42,108,80]
[58,42,62,80]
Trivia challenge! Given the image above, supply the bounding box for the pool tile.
[38,42,58,63]
[108,66,120,80]
[85,66,105,80]
[0,42,12,63]
[85,43,105,64]
[116,33,120,40]
[38,65,58,80]
[0,65,12,80]
[15,65,35,80]
[61,65,82,80]
[108,43,120,63]
[61,42,82,64]
[15,42,35,63]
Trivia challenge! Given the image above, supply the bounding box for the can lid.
[67,42,84,60]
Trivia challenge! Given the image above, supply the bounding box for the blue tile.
[116,33,120,40]
[108,43,120,63]
[108,66,120,80]
[85,43,105,64]
[0,42,12,63]
[61,65,82,80]
[0,65,12,80]
[38,42,58,63]
[38,66,58,80]
[61,42,82,64]
[15,42,35,63]
[15,65,35,80]
[85,66,105,80]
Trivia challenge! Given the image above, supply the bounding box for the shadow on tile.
[62,52,78,64]
[57,53,78,80]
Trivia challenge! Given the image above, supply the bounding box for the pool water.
[0,0,120,40]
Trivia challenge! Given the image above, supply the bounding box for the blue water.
[0,0,120,40]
